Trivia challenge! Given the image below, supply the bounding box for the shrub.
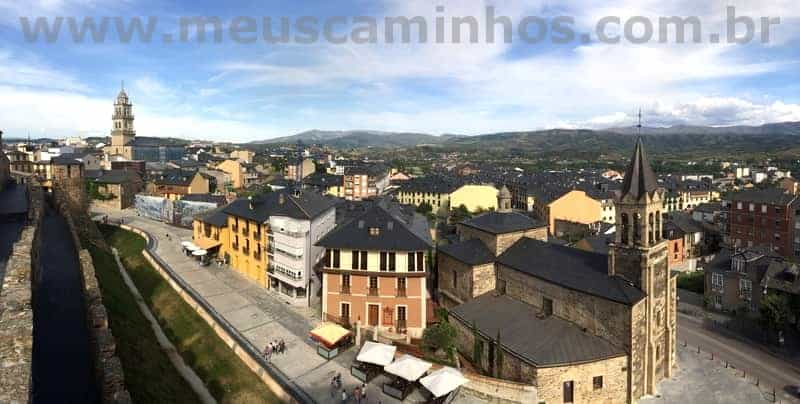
[677,271,704,294]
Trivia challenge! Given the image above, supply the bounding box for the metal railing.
[368,287,379,296]
[396,287,407,297]
[341,284,351,295]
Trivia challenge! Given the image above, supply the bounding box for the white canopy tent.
[420,367,469,398]
[384,354,432,381]
[192,249,208,256]
[181,241,193,247]
[184,243,199,251]
[356,341,397,366]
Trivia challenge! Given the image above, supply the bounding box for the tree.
[495,330,503,378]
[422,321,457,359]
[416,201,433,214]
[759,293,791,332]
[450,204,472,224]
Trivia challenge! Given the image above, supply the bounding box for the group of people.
[331,373,370,404]
[263,339,286,361]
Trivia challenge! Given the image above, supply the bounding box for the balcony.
[232,243,239,251]
[341,284,351,295]
[242,247,250,255]
[396,287,407,297]
[324,313,351,327]
[242,227,249,236]
[253,231,261,240]
[396,319,407,333]
[368,287,379,297]
[231,224,238,232]
[254,251,262,260]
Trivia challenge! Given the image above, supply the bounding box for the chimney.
[248,195,254,210]
[358,220,365,229]
[278,193,285,205]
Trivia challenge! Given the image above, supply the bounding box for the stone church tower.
[609,137,676,399]
[497,185,512,212]
[107,84,136,159]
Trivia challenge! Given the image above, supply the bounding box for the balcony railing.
[253,231,261,240]
[242,227,249,236]
[232,243,239,251]
[254,252,262,260]
[341,284,351,295]
[368,287,379,296]
[324,313,351,327]
[242,247,249,255]
[396,319,407,333]
[232,225,238,232]
[396,287,407,297]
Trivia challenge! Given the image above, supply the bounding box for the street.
[678,313,800,403]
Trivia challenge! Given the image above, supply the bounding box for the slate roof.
[94,169,141,184]
[181,193,227,205]
[152,170,198,186]
[317,204,432,251]
[399,175,462,194]
[196,206,229,227]
[50,154,83,165]
[667,212,704,234]
[223,189,337,222]
[727,188,798,206]
[497,238,646,305]
[303,172,343,187]
[344,163,388,177]
[450,294,627,367]
[576,235,611,255]
[461,211,545,235]
[438,239,495,265]
[620,137,659,200]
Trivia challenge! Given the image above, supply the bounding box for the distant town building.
[727,188,799,258]
[0,131,10,190]
[343,164,389,201]
[284,156,316,181]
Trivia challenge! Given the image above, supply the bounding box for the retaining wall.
[119,224,312,404]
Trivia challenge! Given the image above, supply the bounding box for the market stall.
[420,367,469,402]
[352,341,396,382]
[309,323,352,360]
[382,354,432,400]
[192,249,209,266]
[182,242,199,256]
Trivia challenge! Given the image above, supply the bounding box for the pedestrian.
[263,344,270,361]
[279,339,285,354]
[330,376,337,398]
[341,389,347,404]
[353,386,361,404]
[361,383,367,404]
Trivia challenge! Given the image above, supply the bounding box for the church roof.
[497,238,646,305]
[461,211,545,235]
[620,137,659,200]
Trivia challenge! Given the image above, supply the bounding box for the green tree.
[759,293,791,332]
[422,321,457,357]
[416,201,433,214]
[450,204,472,224]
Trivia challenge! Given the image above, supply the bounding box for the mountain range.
[251,122,800,157]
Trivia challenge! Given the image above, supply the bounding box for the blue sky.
[0,0,798,142]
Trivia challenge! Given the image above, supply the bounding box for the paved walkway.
[94,208,420,403]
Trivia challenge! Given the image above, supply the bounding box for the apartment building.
[728,188,799,258]
[318,203,433,338]
[284,156,316,181]
[222,189,337,305]
[147,170,209,200]
[343,164,389,201]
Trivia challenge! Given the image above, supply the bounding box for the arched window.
[621,213,629,245]
[648,212,654,244]
[633,213,642,244]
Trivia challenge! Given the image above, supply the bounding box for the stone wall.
[0,180,43,402]
[437,253,495,309]
[53,183,131,403]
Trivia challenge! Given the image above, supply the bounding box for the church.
[103,85,184,162]
[438,138,677,404]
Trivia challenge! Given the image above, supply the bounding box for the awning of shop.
[309,323,352,348]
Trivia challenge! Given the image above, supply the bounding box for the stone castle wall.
[0,181,43,402]
[53,181,131,403]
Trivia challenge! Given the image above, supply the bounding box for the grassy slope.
[88,244,199,403]
[97,225,280,403]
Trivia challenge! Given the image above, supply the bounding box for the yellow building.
[547,189,603,235]
[193,207,230,262]
[149,170,210,200]
[216,159,245,189]
[449,184,499,212]
[230,149,255,163]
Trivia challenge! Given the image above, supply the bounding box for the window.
[340,303,350,319]
[325,249,331,267]
[453,270,458,289]
[656,310,662,326]
[749,203,754,212]
[656,344,661,359]
[737,202,742,210]
[408,252,416,271]
[732,257,745,273]
[369,227,380,236]
[380,252,387,271]
[417,252,424,272]
[543,297,553,316]
[389,252,396,272]
[342,274,351,287]
[360,251,368,270]
[739,279,752,301]
[712,273,724,292]
[593,376,603,390]
[762,205,767,213]
[352,250,360,270]
[332,249,341,268]
[563,381,574,403]
[369,276,378,290]
[397,277,406,289]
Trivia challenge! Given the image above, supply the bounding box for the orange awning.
[310,323,351,348]
[195,238,221,250]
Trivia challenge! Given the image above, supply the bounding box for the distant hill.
[250,130,463,148]
[607,122,800,136]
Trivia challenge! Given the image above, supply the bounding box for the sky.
[0,0,799,142]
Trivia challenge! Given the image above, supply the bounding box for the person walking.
[360,383,367,404]
[341,389,348,404]
[353,386,361,404]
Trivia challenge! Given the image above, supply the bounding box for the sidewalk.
[94,208,418,403]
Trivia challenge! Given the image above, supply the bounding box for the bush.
[677,271,704,294]
[422,321,457,360]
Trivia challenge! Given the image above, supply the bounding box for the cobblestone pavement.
[640,344,774,403]
[93,208,422,403]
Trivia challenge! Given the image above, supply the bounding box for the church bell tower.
[110,82,136,158]
[608,119,676,399]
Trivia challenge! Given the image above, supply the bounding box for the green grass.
[677,271,705,294]
[88,244,199,403]
[96,225,281,403]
